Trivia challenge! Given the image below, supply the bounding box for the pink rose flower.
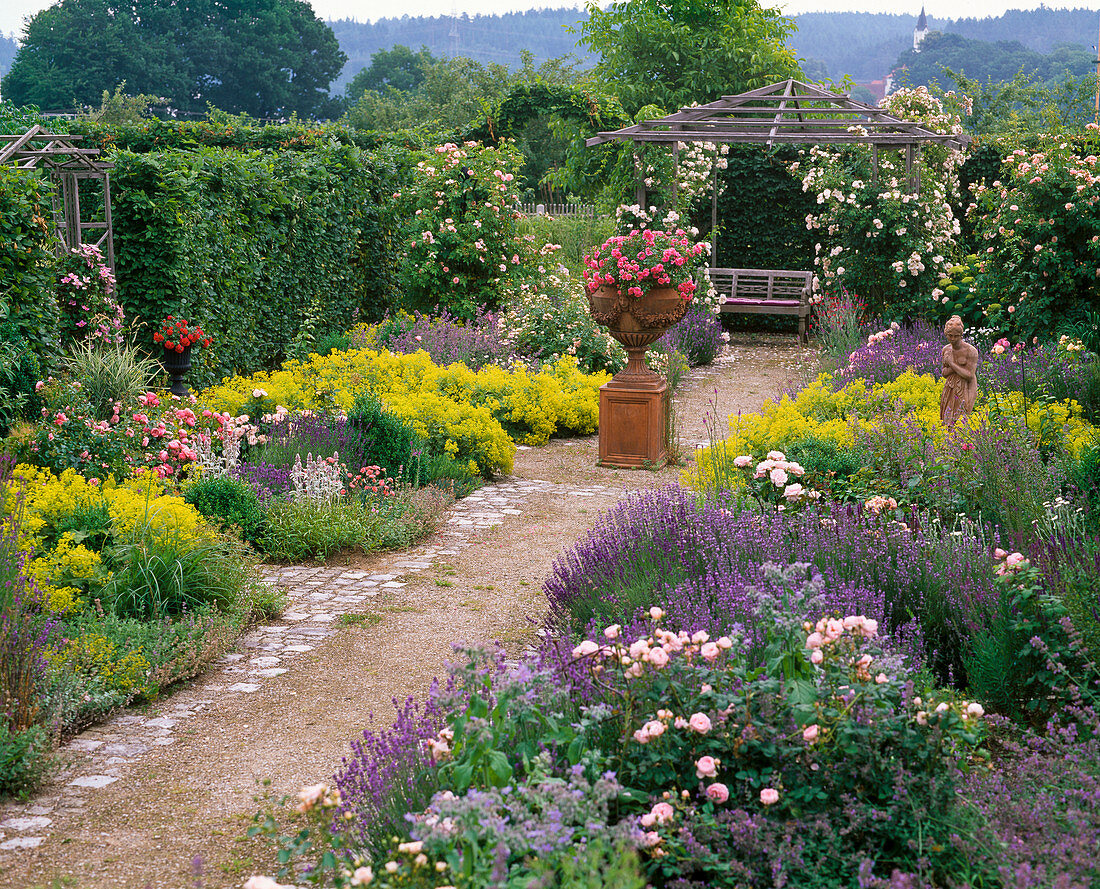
[706,782,729,803]
[695,755,718,778]
[760,787,779,806]
[700,641,720,662]
[802,724,819,742]
[651,801,675,823]
[688,712,712,734]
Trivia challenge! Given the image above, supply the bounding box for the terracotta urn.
[587,285,690,390]
[587,284,690,468]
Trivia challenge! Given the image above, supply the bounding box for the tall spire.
[917,6,927,30]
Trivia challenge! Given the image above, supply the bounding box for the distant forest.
[328,6,1100,94]
[3,6,1099,100]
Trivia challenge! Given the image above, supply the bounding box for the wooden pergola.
[0,125,116,269]
[586,79,971,245]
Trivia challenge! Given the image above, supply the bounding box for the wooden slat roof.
[585,79,970,150]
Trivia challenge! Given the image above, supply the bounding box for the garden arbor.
[585,79,971,261]
[0,125,115,268]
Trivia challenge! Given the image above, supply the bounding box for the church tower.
[913,6,929,52]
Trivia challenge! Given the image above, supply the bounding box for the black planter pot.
[161,344,193,397]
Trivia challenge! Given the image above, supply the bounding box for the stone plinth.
[598,378,669,468]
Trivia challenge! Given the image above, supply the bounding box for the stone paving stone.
[227,683,261,693]
[1,817,51,831]
[68,776,118,789]
[0,837,44,850]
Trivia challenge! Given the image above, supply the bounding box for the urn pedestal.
[587,285,688,469]
[161,344,192,397]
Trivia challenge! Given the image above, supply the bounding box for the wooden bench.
[709,268,813,344]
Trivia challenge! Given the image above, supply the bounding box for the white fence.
[518,202,597,218]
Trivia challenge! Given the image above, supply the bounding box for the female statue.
[940,315,978,426]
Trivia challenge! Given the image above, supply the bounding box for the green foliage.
[707,146,816,270]
[76,82,169,124]
[395,140,528,320]
[183,476,266,544]
[104,531,256,621]
[0,165,58,357]
[346,394,419,480]
[260,498,377,562]
[969,132,1100,342]
[577,0,802,117]
[61,341,158,420]
[0,323,42,437]
[2,0,346,118]
[344,45,436,101]
[0,723,51,800]
[110,143,400,384]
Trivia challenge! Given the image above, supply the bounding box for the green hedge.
[112,143,401,385]
[697,145,817,272]
[0,166,58,358]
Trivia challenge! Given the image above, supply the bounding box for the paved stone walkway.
[0,473,619,854]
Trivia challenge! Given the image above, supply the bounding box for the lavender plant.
[657,299,726,367]
[356,309,510,370]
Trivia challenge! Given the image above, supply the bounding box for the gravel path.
[0,336,815,889]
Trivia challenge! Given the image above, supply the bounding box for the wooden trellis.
[0,125,116,269]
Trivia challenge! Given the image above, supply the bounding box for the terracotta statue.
[940,315,978,426]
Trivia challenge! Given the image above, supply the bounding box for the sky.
[3,0,1100,41]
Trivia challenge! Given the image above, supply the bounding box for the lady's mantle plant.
[55,244,123,347]
[791,87,968,318]
[583,228,709,301]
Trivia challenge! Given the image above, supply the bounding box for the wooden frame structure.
[0,125,116,269]
[586,79,971,259]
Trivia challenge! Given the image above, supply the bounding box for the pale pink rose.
[691,630,710,644]
[733,455,753,468]
[295,782,328,813]
[397,840,423,854]
[825,618,844,640]
[351,866,374,886]
[688,712,712,734]
[649,606,665,621]
[783,483,803,500]
[770,466,789,487]
[640,812,657,827]
[674,717,690,729]
[603,624,621,640]
[695,755,719,778]
[700,683,713,693]
[244,877,292,889]
[643,720,666,738]
[759,787,780,806]
[651,801,675,823]
[643,831,662,847]
[717,636,733,649]
[966,702,985,718]
[935,702,950,713]
[863,619,879,636]
[700,641,720,662]
[572,640,599,658]
[993,547,1008,559]
[802,724,819,742]
[916,710,928,725]
[633,728,651,744]
[648,647,670,668]
[626,662,644,678]
[875,673,889,684]
[805,632,824,649]
[1005,552,1026,566]
[810,649,824,664]
[706,782,730,803]
[629,639,651,660]
[766,450,786,461]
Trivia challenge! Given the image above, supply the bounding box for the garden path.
[0,335,814,889]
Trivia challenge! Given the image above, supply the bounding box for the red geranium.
[153,315,213,353]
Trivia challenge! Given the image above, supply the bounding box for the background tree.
[577,0,802,116]
[344,45,436,103]
[1,0,345,118]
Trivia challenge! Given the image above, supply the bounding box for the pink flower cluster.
[583,228,706,301]
[804,614,879,666]
[993,547,1028,576]
[571,617,734,679]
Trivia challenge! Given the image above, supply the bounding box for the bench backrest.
[708,268,812,302]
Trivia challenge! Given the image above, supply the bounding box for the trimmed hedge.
[111,143,401,385]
